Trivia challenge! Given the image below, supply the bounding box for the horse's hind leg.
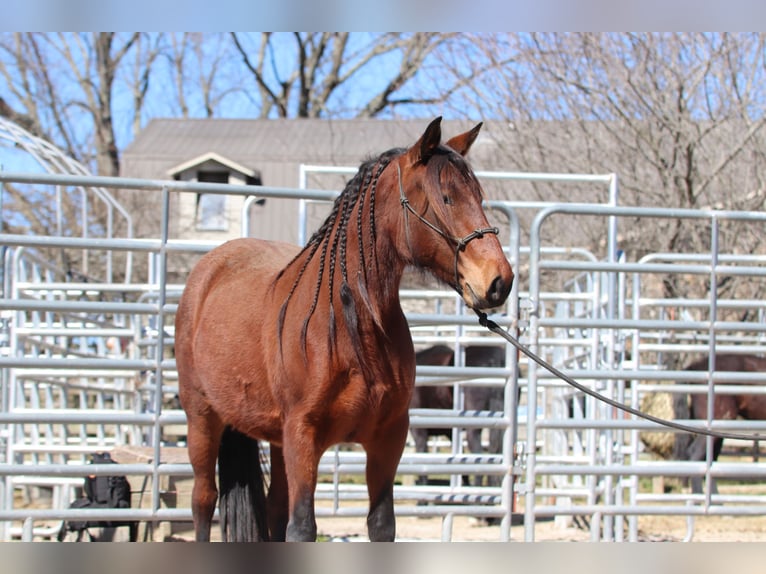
[186,413,224,541]
[411,428,430,486]
[466,428,483,486]
[364,415,409,542]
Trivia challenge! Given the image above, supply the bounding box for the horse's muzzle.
[465,272,513,311]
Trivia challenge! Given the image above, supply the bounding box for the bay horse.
[673,353,766,493]
[411,344,508,486]
[175,118,514,542]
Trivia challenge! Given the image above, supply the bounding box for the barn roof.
[122,117,507,172]
[166,151,260,179]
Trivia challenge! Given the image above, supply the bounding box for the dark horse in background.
[411,344,510,487]
[175,118,513,541]
[673,353,766,494]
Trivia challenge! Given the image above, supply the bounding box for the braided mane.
[276,148,404,360]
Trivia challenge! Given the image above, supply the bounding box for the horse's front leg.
[363,414,409,542]
[687,435,722,495]
[282,419,321,541]
[267,444,289,541]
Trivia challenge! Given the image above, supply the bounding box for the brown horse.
[411,344,508,486]
[673,353,766,493]
[174,118,514,542]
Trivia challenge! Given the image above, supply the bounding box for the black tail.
[218,426,269,541]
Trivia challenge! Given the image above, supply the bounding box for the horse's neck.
[277,231,402,300]
[274,165,414,339]
[352,261,406,332]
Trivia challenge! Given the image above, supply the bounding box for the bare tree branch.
[231,32,288,117]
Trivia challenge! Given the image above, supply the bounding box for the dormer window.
[167,152,262,236]
[196,171,229,231]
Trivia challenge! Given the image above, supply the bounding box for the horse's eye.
[442,195,453,205]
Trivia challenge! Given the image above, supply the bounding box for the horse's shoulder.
[182,239,299,302]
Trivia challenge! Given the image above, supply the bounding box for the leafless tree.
[229,32,459,118]
[4,32,766,295]
[0,32,145,176]
[1,32,462,171]
[161,32,244,120]
[0,32,467,283]
[128,33,165,138]
[449,33,766,307]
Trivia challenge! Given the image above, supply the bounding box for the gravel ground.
[313,484,766,542]
[315,512,766,542]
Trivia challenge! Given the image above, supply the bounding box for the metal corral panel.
[3,169,766,542]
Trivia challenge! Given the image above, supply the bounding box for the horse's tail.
[218,426,269,541]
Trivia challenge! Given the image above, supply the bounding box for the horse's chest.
[328,369,413,442]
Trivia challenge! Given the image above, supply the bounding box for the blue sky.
[0,138,52,173]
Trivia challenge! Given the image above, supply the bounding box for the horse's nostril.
[487,274,512,306]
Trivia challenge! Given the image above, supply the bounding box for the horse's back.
[177,238,298,323]
[184,238,297,296]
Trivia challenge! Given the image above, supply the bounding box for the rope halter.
[397,163,499,291]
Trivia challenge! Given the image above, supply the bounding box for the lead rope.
[475,310,762,442]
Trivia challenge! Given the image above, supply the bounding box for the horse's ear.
[445,122,483,156]
[407,117,442,164]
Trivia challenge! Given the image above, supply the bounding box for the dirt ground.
[23,468,766,542]
[40,505,766,543]
[312,482,766,542]
[313,510,766,542]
